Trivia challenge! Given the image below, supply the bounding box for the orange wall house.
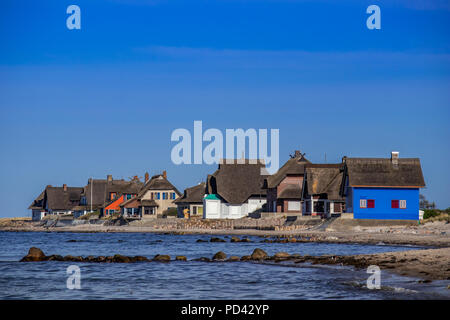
[104,195,125,215]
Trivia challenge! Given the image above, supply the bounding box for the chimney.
[145,172,149,183]
[294,150,301,158]
[107,174,113,182]
[163,170,167,179]
[63,184,67,191]
[342,156,347,163]
[391,151,399,167]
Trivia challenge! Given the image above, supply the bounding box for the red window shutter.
[367,199,375,208]
[391,200,399,208]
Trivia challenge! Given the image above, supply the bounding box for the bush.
[162,207,178,217]
[423,209,441,219]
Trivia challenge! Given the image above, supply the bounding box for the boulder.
[175,256,187,261]
[250,248,268,260]
[113,254,131,263]
[210,237,226,243]
[212,251,227,260]
[193,257,211,262]
[153,254,171,262]
[230,236,241,242]
[227,256,240,262]
[240,238,251,242]
[132,256,149,262]
[240,255,251,261]
[274,252,291,259]
[196,239,207,243]
[20,247,46,262]
[47,254,64,261]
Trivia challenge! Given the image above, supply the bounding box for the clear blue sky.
[0,0,449,217]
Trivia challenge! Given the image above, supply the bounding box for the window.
[193,206,197,214]
[171,192,176,200]
[110,192,116,200]
[400,200,407,209]
[156,193,160,200]
[127,194,132,200]
[288,201,301,211]
[162,193,167,200]
[359,199,367,208]
[367,199,375,208]
[391,200,399,209]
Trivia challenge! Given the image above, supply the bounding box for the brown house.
[29,184,85,220]
[120,171,181,218]
[82,174,144,216]
[263,151,310,213]
[174,182,206,218]
[301,164,345,217]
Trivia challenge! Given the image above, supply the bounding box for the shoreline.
[1,224,449,247]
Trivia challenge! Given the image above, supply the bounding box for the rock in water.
[251,248,268,260]
[274,252,291,259]
[153,254,171,262]
[210,237,226,243]
[113,254,131,263]
[212,251,227,260]
[228,256,240,262]
[230,236,241,242]
[20,247,46,262]
[175,256,187,261]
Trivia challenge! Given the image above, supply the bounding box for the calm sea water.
[0,231,448,300]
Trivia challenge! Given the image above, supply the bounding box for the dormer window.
[110,192,117,200]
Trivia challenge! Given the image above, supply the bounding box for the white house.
[203,159,268,219]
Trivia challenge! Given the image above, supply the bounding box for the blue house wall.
[352,187,419,220]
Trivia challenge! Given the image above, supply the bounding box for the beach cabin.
[301,163,345,217]
[263,150,310,214]
[340,152,425,220]
[203,159,268,219]
[174,182,206,218]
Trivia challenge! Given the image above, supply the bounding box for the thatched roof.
[206,159,268,204]
[265,154,310,188]
[28,189,46,210]
[84,178,144,207]
[136,173,181,197]
[174,182,206,204]
[303,164,344,201]
[278,184,302,199]
[44,187,84,210]
[344,158,425,188]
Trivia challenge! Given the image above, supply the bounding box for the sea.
[0,231,448,300]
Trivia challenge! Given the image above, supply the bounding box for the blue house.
[340,152,425,220]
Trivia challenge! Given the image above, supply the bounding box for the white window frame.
[287,201,301,211]
[399,200,407,209]
[360,199,367,208]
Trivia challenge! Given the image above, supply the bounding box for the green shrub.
[423,209,444,220]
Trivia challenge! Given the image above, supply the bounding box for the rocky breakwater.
[20,246,449,281]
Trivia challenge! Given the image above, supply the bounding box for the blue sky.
[0,0,449,217]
